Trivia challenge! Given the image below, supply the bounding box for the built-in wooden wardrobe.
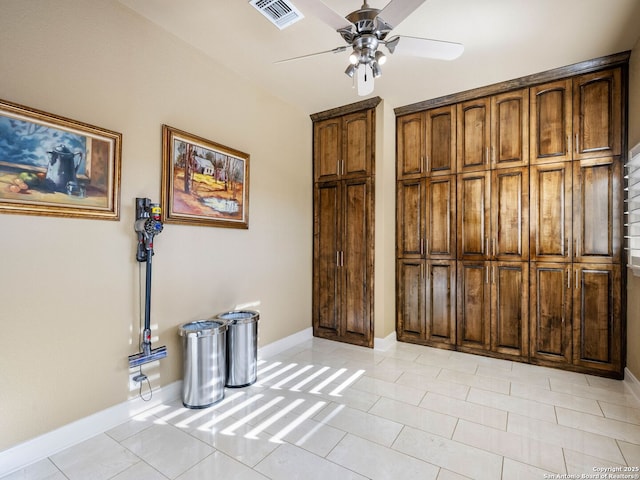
[396,53,628,377]
[312,97,379,348]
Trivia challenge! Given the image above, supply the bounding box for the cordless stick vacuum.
[128,198,168,368]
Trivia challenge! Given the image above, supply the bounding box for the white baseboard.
[374,331,397,351]
[625,367,640,403]
[0,381,182,477]
[257,327,313,359]
[0,327,313,477]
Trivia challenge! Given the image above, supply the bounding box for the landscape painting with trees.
[161,125,249,229]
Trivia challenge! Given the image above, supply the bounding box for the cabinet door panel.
[530,162,572,261]
[530,80,572,163]
[530,263,572,364]
[427,260,456,345]
[491,89,529,168]
[314,118,341,181]
[573,264,621,373]
[458,172,491,259]
[573,158,621,263]
[397,113,424,178]
[457,261,490,350]
[343,178,372,343]
[457,98,490,172]
[397,179,424,258]
[573,69,622,159]
[397,260,425,341]
[313,182,341,333]
[343,110,372,178]
[491,261,528,358]
[492,167,529,260]
[427,175,456,258]
[426,105,456,175]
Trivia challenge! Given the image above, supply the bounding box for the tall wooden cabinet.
[397,105,457,348]
[313,98,379,348]
[395,53,627,377]
[456,165,530,360]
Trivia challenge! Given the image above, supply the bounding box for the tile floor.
[4,338,640,480]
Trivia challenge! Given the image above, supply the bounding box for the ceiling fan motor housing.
[340,3,394,76]
[351,35,379,64]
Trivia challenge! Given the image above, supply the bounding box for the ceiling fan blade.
[292,0,353,31]
[385,35,464,60]
[275,46,348,64]
[357,64,375,96]
[377,0,427,28]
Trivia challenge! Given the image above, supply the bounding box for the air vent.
[249,0,304,30]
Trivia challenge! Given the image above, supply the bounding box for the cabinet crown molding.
[395,51,630,117]
[311,96,382,122]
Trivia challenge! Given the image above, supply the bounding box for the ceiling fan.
[279,0,464,96]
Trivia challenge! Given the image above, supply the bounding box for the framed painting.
[161,125,249,229]
[0,99,121,220]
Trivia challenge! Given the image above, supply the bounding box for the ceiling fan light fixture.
[375,50,387,65]
[345,63,358,78]
[349,51,360,65]
[371,60,382,78]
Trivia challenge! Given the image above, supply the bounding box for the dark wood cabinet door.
[457,98,491,172]
[426,175,456,259]
[343,110,373,178]
[457,261,491,350]
[314,110,372,182]
[314,117,342,182]
[426,105,456,175]
[572,264,621,374]
[530,262,572,365]
[342,178,373,346]
[530,79,573,164]
[573,69,622,160]
[573,157,621,263]
[529,162,573,262]
[491,89,529,168]
[313,181,341,335]
[397,112,425,179]
[397,259,426,342]
[426,260,457,346]
[397,178,425,258]
[457,171,491,260]
[491,167,529,261]
[490,261,528,358]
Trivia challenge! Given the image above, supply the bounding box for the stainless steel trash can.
[178,320,228,408]
[216,310,259,387]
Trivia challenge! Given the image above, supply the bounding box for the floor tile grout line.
[556,404,640,434]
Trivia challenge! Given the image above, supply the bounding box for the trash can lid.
[216,310,259,325]
[179,320,228,336]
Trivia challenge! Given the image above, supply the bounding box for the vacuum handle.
[135,199,163,261]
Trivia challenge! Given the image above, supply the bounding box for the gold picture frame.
[0,99,121,220]
[161,125,249,229]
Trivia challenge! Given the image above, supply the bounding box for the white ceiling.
[118,0,640,115]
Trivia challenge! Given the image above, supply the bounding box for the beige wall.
[374,101,398,340]
[0,0,312,451]
[626,39,640,378]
